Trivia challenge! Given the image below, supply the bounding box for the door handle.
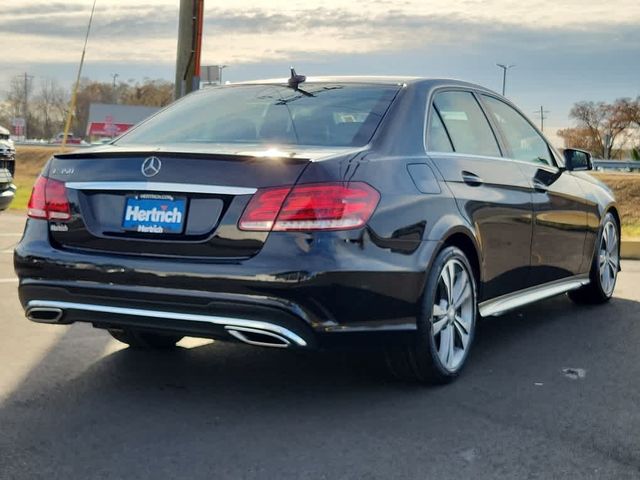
[461,171,483,186]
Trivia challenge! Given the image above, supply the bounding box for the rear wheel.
[108,328,183,349]
[386,246,477,384]
[569,212,619,304]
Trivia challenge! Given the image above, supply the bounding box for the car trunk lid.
[45,145,361,259]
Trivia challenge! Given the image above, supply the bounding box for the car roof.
[233,76,488,90]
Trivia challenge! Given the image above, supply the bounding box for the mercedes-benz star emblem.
[141,156,162,177]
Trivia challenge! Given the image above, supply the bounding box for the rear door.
[479,94,588,284]
[426,89,533,300]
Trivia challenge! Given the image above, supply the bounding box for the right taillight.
[239,182,380,232]
[27,176,71,221]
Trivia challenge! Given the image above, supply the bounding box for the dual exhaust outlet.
[26,306,295,349]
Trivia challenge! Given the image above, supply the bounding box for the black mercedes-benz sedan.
[14,75,620,383]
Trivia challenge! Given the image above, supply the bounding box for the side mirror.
[563,149,592,171]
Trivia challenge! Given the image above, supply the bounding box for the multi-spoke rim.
[598,220,619,296]
[431,259,475,372]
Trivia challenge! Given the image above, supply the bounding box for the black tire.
[569,212,620,305]
[108,328,183,349]
[385,246,478,384]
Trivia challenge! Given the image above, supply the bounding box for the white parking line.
[0,278,17,283]
[1,249,14,254]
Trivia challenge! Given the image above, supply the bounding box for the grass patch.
[592,173,640,240]
[622,224,640,240]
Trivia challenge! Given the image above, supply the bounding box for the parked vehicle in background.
[0,126,16,210]
[0,126,15,159]
[51,132,83,145]
[15,76,621,384]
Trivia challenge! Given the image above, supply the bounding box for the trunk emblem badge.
[141,156,162,177]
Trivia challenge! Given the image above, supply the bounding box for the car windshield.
[115,83,400,148]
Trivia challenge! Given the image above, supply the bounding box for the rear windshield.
[115,83,400,148]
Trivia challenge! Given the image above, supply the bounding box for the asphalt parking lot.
[1,211,640,479]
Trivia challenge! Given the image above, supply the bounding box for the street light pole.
[219,65,228,85]
[496,63,515,96]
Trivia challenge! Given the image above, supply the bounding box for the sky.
[1,0,639,145]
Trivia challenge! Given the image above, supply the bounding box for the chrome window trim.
[25,300,307,347]
[425,151,560,174]
[478,274,590,317]
[423,84,561,173]
[65,182,257,195]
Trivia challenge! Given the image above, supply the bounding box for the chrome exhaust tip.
[26,307,64,324]
[225,326,291,348]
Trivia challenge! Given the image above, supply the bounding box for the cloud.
[1,4,638,66]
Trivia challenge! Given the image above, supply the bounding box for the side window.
[433,91,501,157]
[427,108,453,152]
[482,95,553,166]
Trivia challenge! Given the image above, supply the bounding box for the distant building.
[86,103,160,139]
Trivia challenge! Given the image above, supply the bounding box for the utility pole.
[62,0,97,149]
[111,73,119,104]
[174,0,204,100]
[496,63,515,96]
[21,72,34,139]
[533,106,550,132]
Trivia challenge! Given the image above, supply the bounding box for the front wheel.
[386,246,477,384]
[569,212,620,304]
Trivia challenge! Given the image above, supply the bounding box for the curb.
[621,241,640,260]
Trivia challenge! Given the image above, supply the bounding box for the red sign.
[87,122,133,137]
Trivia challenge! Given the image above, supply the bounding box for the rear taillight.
[239,182,379,232]
[27,176,71,221]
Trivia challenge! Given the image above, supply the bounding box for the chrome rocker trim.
[25,300,307,347]
[478,275,590,317]
[65,182,257,196]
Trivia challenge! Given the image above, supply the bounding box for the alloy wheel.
[431,259,475,372]
[598,220,619,296]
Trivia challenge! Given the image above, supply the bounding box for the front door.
[479,94,588,285]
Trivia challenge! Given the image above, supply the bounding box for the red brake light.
[239,182,379,232]
[237,186,292,231]
[27,177,71,221]
[27,176,48,219]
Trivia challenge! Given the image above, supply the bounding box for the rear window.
[116,84,400,148]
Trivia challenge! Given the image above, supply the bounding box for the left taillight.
[27,176,71,221]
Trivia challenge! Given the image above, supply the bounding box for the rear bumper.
[15,219,441,348]
[25,298,311,348]
[0,184,16,210]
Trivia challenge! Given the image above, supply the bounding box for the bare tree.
[561,99,633,159]
[5,77,32,121]
[35,79,67,139]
